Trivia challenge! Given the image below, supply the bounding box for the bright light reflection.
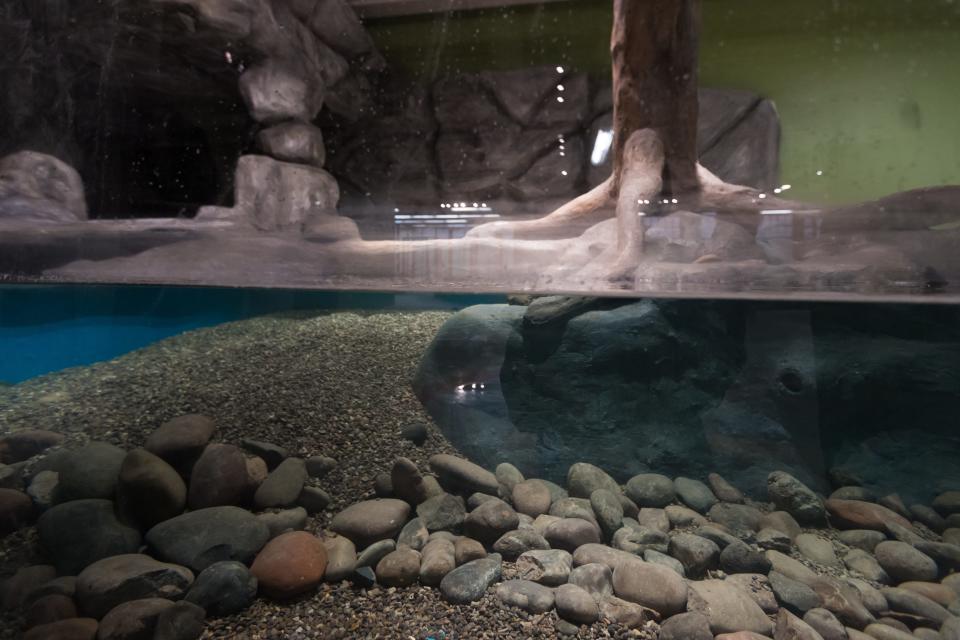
[591,129,613,166]
[556,66,565,73]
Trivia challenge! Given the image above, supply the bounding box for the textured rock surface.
[76,553,194,619]
[146,506,270,572]
[38,499,141,575]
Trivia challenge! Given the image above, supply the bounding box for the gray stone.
[874,541,938,582]
[775,609,825,640]
[803,608,846,640]
[305,455,336,479]
[760,511,802,541]
[397,517,429,551]
[612,525,669,555]
[626,474,675,508]
[324,535,357,582]
[496,579,555,614]
[146,506,270,573]
[768,471,826,525]
[439,554,502,604]
[796,534,842,568]
[769,570,822,615]
[914,540,960,573]
[933,491,960,516]
[568,562,613,602]
[356,539,396,568]
[909,504,946,532]
[76,554,194,619]
[572,543,636,573]
[296,486,331,514]
[544,517,602,552]
[154,600,205,640]
[556,583,599,625]
[97,597,175,640]
[695,525,740,549]
[330,499,411,548]
[674,477,718,514]
[660,611,712,640]
[567,463,620,499]
[590,489,624,538]
[391,457,439,505]
[239,60,321,124]
[257,121,325,167]
[253,458,307,510]
[256,507,308,539]
[516,549,572,586]
[26,470,58,511]
[56,442,125,503]
[861,623,918,639]
[144,414,216,474]
[0,464,22,490]
[416,493,466,532]
[38,499,141,575]
[758,527,793,553]
[846,578,889,616]
[668,533,720,578]
[599,594,653,629]
[0,152,86,221]
[549,497,598,525]
[184,561,257,617]
[708,472,745,503]
[838,529,887,552]
[708,502,764,535]
[495,463,524,494]
[512,480,553,518]
[419,538,456,586]
[831,486,877,502]
[454,537,486,566]
[187,444,250,510]
[666,505,707,528]
[643,549,686,576]
[611,557,688,617]
[375,547,421,587]
[726,573,779,614]
[880,586,953,627]
[721,541,772,574]
[464,498,519,544]
[637,508,670,533]
[429,454,499,496]
[467,492,498,510]
[492,528,549,558]
[843,549,891,584]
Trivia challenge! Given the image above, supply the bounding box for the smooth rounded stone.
[643,549,686,576]
[416,493,466,532]
[846,578,889,616]
[861,623,917,640]
[97,597,174,639]
[568,563,613,602]
[838,529,887,552]
[775,609,825,640]
[183,561,256,617]
[709,503,764,534]
[878,494,909,519]
[915,540,960,573]
[758,527,793,553]
[75,554,193,619]
[884,520,924,545]
[945,573,960,598]
[809,575,875,629]
[913,628,942,640]
[0,463,22,490]
[666,505,707,528]
[721,541,773,574]
[245,457,268,491]
[877,618,911,632]
[39,500,141,575]
[943,618,960,640]
[726,573,780,614]
[144,414,216,473]
[828,467,863,489]
[493,528,549,558]
[116,449,186,528]
[898,581,957,607]
[252,458,307,510]
[796,534,842,568]
[933,491,960,516]
[544,517,602,552]
[945,529,960,546]
[770,571,822,615]
[1,565,56,609]
[305,455,336,480]
[549,497,598,523]
[591,489,624,538]
[512,480,553,518]
[760,511,802,541]
[669,533,720,578]
[715,634,774,640]
[573,543,636,572]
[419,538,456,586]
[612,525,668,555]
[843,549,891,584]
[185,444,249,510]
[356,540,396,568]
[874,541,938,582]
[768,471,826,525]
[496,579,555,614]
[767,550,819,583]
[495,463,524,493]
[55,442,125,503]
[556,583,600,624]
[391,458,438,506]
[239,439,287,470]
[674,477,719,514]
[533,514,564,536]
[555,619,579,636]
[708,473,745,504]
[688,578,774,635]
[323,535,356,583]
[439,554,502,604]
[697,525,741,550]
[831,486,877,502]
[400,422,428,446]
[25,576,77,605]
[566,463,620,499]
[24,593,77,628]
[464,498,520,544]
[539,479,568,504]
[660,611,712,640]
[296,486,330,515]
[146,506,270,573]
[618,495,640,520]
[373,472,393,497]
[910,505,947,533]
[467,492,498,510]
[626,474,675,508]
[256,507,308,539]
[0,487,32,534]
[27,470,59,511]
[429,454,499,496]
[637,507,671,533]
[611,557,688,616]
[802,608,846,640]
[375,547,421,587]
[880,586,953,626]
[454,537,486,566]
[517,549,573,586]
[0,430,65,464]
[397,517,429,551]
[22,617,98,640]
[330,499,411,548]
[826,499,913,532]
[251,531,327,599]
[154,600,205,640]
[599,595,654,629]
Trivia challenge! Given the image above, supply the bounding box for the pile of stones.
[2,419,960,640]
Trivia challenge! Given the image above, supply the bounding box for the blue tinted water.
[0,285,498,384]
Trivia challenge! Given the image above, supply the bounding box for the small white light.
[479,383,485,389]
[557,96,565,103]
[456,384,464,391]
[471,383,477,390]
[559,152,565,157]
[780,184,792,190]
[561,170,568,176]
[557,84,565,91]
[816,170,823,176]
[393,207,399,212]
[774,188,782,194]
[481,203,487,207]
[473,202,478,207]
[671,198,678,204]
[556,66,565,73]
[759,193,767,199]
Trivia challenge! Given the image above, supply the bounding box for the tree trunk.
[611,0,700,196]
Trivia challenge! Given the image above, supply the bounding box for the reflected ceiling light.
[556,66,565,73]
[591,129,613,166]
[561,170,569,176]
[816,170,823,176]
[557,84,565,91]
[557,97,565,103]
[760,209,793,215]
[758,193,767,199]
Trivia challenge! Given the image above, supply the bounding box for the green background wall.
[366,0,960,204]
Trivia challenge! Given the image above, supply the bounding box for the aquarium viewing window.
[0,0,958,301]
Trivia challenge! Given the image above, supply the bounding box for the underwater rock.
[659,611,713,640]
[355,539,395,568]
[0,152,86,222]
[555,583,599,625]
[769,571,821,615]
[453,537,486,566]
[418,538,456,586]
[256,121,326,167]
[567,463,621,500]
[463,498,519,544]
[188,444,251,510]
[775,609,823,640]
[97,597,175,640]
[392,457,440,505]
[296,486,330,514]
[544,518,602,552]
[22,617,98,640]
[626,474,676,508]
[802,608,846,640]
[416,493,466,532]
[428,454,499,496]
[826,499,913,532]
[375,547,420,587]
[305,455,337,479]
[674,477,719,514]
[767,471,826,525]
[144,414,216,476]
[512,480,553,518]
[843,549,891,584]
[39,500,141,575]
[400,422,428,446]
[492,528,550,558]
[720,541,771,575]
[668,533,720,578]
[708,472,745,504]
[0,488,33,535]
[250,531,328,599]
[75,554,194,619]
[239,60,321,124]
[329,498,410,548]
[253,458,308,509]
[1,564,56,610]
[611,557,688,617]
[496,579,555,614]
[24,592,76,629]
[55,442,125,503]
[687,580,775,635]
[256,507,308,539]
[0,429,64,464]
[567,562,613,602]
[184,561,257,617]
[795,534,841,568]
[240,439,288,470]
[153,600,205,640]
[146,506,270,572]
[117,449,187,527]
[873,541,938,583]
[439,554,502,604]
